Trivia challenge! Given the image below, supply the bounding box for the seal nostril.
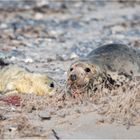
[70,74,77,81]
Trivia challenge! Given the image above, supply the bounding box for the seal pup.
[0,61,55,96]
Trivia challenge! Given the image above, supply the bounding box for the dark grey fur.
[85,44,140,77]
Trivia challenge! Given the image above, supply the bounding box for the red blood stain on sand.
[0,95,21,106]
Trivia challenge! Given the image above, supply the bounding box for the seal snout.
[70,74,77,81]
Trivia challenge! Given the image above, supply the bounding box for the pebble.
[6,125,18,132]
[0,23,8,29]
[0,115,7,120]
[70,52,79,59]
[57,111,66,118]
[9,56,16,62]
[115,34,125,39]
[111,25,126,34]
[56,54,65,61]
[34,13,44,20]
[24,58,34,63]
[38,110,51,120]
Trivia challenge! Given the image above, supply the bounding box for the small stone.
[47,58,54,62]
[24,58,33,63]
[75,109,81,114]
[115,34,125,39]
[11,106,16,111]
[57,110,66,118]
[38,110,51,120]
[10,56,16,62]
[111,25,126,34]
[0,23,7,29]
[7,125,18,132]
[70,52,78,59]
[0,115,6,120]
[34,13,44,20]
[56,54,64,61]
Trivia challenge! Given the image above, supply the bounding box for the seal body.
[67,44,140,92]
[0,65,55,95]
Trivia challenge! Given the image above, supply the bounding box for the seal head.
[67,59,100,88]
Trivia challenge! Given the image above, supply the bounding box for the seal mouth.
[66,81,89,97]
[67,73,89,87]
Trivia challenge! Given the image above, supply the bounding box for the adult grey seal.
[67,44,140,94]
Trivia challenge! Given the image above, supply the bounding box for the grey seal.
[67,44,140,93]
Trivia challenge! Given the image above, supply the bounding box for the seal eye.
[85,68,91,72]
[50,82,54,88]
[70,68,73,71]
